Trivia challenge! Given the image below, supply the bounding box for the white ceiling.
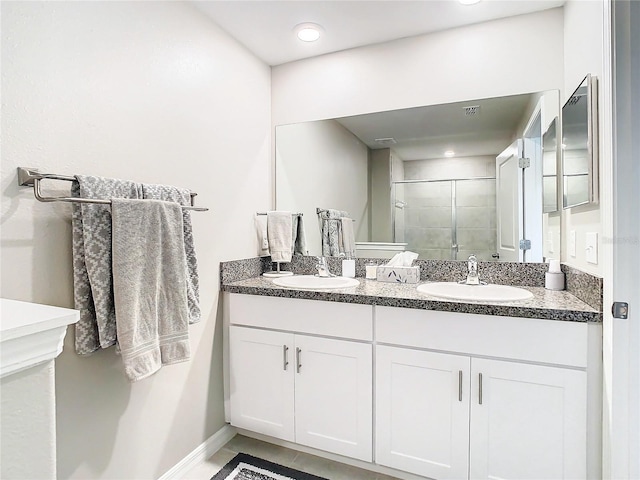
[193,0,565,66]
[335,93,537,160]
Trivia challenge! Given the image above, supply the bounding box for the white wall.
[562,0,605,276]
[0,2,271,479]
[1,362,56,480]
[271,8,565,262]
[276,120,369,256]
[272,8,564,126]
[370,149,392,242]
[404,155,496,181]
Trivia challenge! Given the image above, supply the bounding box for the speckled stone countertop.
[222,276,602,323]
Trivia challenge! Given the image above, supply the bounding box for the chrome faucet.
[315,256,335,277]
[465,254,480,285]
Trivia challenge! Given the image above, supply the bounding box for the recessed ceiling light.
[459,0,482,5]
[444,150,456,158]
[295,23,323,42]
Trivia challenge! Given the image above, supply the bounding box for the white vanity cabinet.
[225,293,599,479]
[227,294,373,462]
[375,306,590,480]
[376,346,472,480]
[469,358,586,480]
[229,326,295,441]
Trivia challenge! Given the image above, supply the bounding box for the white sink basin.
[272,275,360,290]
[416,282,533,302]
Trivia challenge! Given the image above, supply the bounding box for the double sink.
[271,275,533,302]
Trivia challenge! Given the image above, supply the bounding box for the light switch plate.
[547,231,555,254]
[569,230,576,257]
[586,232,598,264]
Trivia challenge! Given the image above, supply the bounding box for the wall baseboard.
[157,424,237,480]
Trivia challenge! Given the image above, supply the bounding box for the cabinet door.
[229,326,295,441]
[470,359,587,480]
[294,335,373,462]
[376,345,471,480]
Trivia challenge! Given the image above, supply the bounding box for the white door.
[522,102,544,262]
[376,345,471,480]
[229,326,295,441]
[294,335,372,462]
[470,358,587,480]
[496,140,524,262]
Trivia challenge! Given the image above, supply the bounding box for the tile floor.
[180,434,401,480]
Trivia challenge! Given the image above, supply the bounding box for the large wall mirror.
[562,74,599,208]
[276,90,561,263]
[543,117,560,214]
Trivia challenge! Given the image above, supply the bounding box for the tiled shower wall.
[396,156,498,261]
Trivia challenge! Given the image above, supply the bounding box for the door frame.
[603,1,640,478]
[495,141,524,262]
[521,98,545,262]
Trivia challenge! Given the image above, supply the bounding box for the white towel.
[341,217,356,257]
[267,211,293,263]
[111,198,190,382]
[71,175,142,355]
[255,215,270,257]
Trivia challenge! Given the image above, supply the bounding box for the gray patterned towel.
[141,183,200,324]
[318,208,348,257]
[72,176,142,355]
[111,198,190,382]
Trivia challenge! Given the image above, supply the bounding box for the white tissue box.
[376,266,420,284]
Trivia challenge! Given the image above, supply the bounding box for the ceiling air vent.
[463,105,481,117]
[374,137,398,146]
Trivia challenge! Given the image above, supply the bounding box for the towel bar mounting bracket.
[16,167,208,211]
[18,167,44,186]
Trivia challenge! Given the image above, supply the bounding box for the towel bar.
[315,207,356,221]
[17,167,208,212]
[256,212,303,216]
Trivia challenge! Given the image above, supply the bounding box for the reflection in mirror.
[562,74,598,208]
[276,91,560,262]
[543,117,559,213]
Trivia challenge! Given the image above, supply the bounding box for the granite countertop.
[222,276,602,323]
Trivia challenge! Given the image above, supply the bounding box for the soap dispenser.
[342,254,356,278]
[545,259,565,290]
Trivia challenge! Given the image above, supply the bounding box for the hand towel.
[141,183,200,324]
[292,214,308,256]
[111,198,190,382]
[255,215,270,257]
[317,208,348,257]
[341,217,356,257]
[71,175,142,355]
[267,211,293,263]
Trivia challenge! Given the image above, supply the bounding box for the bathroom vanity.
[222,267,602,480]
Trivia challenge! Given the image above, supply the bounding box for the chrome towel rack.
[17,167,208,212]
[316,207,355,221]
[256,212,303,216]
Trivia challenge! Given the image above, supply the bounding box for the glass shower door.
[393,178,497,261]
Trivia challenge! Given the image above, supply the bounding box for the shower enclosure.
[392,177,497,261]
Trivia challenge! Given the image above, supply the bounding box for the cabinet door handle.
[283,345,289,371]
[479,373,483,405]
[458,370,463,402]
[296,347,302,373]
